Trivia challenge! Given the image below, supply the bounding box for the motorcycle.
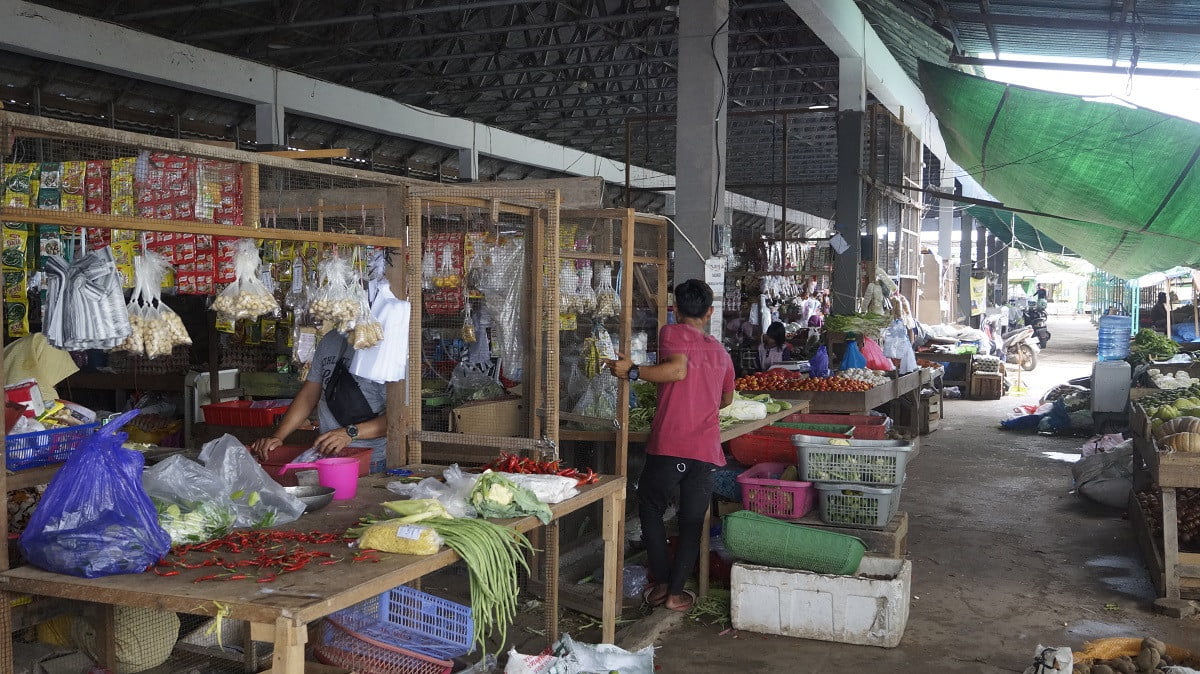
[1002,325,1040,371]
[1023,306,1051,349]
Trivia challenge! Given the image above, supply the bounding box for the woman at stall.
[758,321,792,371]
[250,330,388,470]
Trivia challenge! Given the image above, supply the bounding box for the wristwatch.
[345,424,359,439]
[628,366,640,382]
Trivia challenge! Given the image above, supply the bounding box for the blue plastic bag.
[840,340,867,370]
[810,345,830,378]
[19,410,171,578]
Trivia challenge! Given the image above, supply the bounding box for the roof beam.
[0,0,826,226]
[1109,0,1137,66]
[950,11,1200,36]
[978,0,1001,59]
[951,55,1200,78]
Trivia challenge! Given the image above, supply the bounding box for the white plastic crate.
[730,558,911,648]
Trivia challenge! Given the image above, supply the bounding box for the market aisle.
[654,316,1198,673]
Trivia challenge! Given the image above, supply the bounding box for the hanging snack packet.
[212,239,280,322]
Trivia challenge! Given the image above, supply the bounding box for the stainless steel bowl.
[284,485,336,513]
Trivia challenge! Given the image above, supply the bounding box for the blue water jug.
[1097,314,1131,361]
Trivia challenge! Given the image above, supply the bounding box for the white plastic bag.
[386,464,479,518]
[504,650,558,674]
[350,283,412,383]
[197,435,306,527]
[497,473,579,504]
[881,319,918,373]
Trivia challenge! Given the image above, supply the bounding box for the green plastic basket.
[770,422,855,438]
[722,510,866,575]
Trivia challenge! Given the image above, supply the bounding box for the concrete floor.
[653,315,1200,672]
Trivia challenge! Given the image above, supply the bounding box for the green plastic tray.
[770,422,855,437]
[722,510,866,575]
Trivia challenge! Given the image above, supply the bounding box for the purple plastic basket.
[329,585,473,660]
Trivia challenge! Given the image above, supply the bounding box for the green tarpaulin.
[966,205,1074,256]
[920,62,1200,278]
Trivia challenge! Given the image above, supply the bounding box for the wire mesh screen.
[405,187,560,466]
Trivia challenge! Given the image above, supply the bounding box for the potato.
[1091,665,1115,674]
[1110,656,1135,674]
[1143,637,1166,655]
[1073,664,1092,674]
[1135,646,1161,672]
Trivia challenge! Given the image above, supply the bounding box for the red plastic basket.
[784,412,888,440]
[736,461,815,520]
[314,616,453,674]
[728,425,844,466]
[200,400,288,427]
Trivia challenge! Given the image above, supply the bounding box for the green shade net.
[920,61,1200,278]
[966,205,1074,255]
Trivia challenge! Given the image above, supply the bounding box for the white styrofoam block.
[730,557,911,648]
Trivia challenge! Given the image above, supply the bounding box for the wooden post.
[528,207,546,442]
[617,209,635,479]
[406,193,424,465]
[1167,288,1173,341]
[270,616,307,674]
[1164,486,1181,599]
[601,488,625,644]
[385,187,407,469]
[95,604,119,669]
[543,521,561,644]
[242,163,260,228]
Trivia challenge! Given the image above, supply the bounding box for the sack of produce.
[142,455,237,545]
[840,340,868,370]
[19,410,171,577]
[117,251,192,359]
[198,434,306,528]
[470,471,552,524]
[212,238,279,322]
[358,521,443,555]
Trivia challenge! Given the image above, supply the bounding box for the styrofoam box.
[730,557,911,648]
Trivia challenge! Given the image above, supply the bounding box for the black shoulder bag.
[324,338,380,426]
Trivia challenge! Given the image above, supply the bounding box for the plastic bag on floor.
[1071,442,1133,508]
[553,633,654,674]
[19,410,171,577]
[504,650,559,674]
[1080,433,1127,458]
[198,434,305,528]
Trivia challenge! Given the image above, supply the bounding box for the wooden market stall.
[0,112,626,672]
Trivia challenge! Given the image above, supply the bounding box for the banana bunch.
[582,337,605,378]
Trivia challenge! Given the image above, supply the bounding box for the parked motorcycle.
[1001,325,1040,371]
[1024,306,1051,349]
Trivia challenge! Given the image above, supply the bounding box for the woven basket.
[722,510,865,575]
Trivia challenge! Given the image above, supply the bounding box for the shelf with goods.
[0,110,410,581]
[1129,402,1200,600]
[555,208,669,479]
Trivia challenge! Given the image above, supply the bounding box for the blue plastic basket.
[329,585,473,660]
[6,424,98,471]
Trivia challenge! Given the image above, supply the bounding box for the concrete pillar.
[458,147,479,182]
[673,0,729,285]
[938,173,954,260]
[255,102,285,148]
[831,56,866,316]
[997,242,1010,305]
[974,224,986,272]
[959,213,974,323]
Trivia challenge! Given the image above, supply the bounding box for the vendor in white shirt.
[757,322,792,371]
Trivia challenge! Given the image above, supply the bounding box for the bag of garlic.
[212,239,280,322]
[310,254,363,332]
[117,251,191,359]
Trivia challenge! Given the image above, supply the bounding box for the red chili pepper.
[319,560,339,566]
[193,574,220,583]
[257,575,276,583]
[227,574,249,581]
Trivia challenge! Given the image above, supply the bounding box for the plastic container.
[783,413,888,440]
[731,558,911,648]
[736,462,815,520]
[729,429,794,465]
[769,422,856,438]
[261,445,374,487]
[200,400,289,427]
[1097,314,1132,361]
[277,457,360,499]
[6,424,98,471]
[327,585,473,661]
[794,437,912,486]
[814,482,902,529]
[315,617,452,674]
[722,510,865,575]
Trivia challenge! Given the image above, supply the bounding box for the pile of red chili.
[482,453,599,485]
[149,529,379,583]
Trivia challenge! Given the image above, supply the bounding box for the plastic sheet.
[19,410,171,577]
[197,434,306,528]
[481,238,526,381]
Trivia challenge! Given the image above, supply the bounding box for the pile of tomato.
[736,370,875,393]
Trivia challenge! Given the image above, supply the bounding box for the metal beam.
[117,0,268,21]
[950,55,1200,78]
[950,11,1200,35]
[979,0,1001,59]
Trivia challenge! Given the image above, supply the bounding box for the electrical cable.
[709,15,731,257]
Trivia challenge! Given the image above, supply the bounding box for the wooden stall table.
[762,370,925,439]
[0,470,626,673]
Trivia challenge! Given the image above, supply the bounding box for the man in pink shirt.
[608,279,735,612]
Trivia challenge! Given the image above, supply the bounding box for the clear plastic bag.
[385,464,479,518]
[572,372,617,420]
[881,319,917,373]
[284,257,307,313]
[19,410,171,577]
[118,251,192,359]
[197,434,306,528]
[481,238,526,381]
[310,253,364,332]
[575,262,596,315]
[212,239,279,322]
[141,455,237,545]
[594,263,619,319]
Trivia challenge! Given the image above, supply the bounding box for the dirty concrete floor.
[654,315,1200,673]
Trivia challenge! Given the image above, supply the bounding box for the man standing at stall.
[606,279,735,612]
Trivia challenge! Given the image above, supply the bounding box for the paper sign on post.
[830,233,850,255]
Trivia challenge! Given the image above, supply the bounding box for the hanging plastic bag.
[118,251,192,358]
[197,434,306,528]
[594,263,619,319]
[310,253,361,331]
[481,237,526,382]
[861,337,895,372]
[142,455,238,545]
[810,345,830,378]
[881,319,917,373]
[350,282,412,384]
[19,410,171,577]
[840,340,867,371]
[212,239,279,322]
